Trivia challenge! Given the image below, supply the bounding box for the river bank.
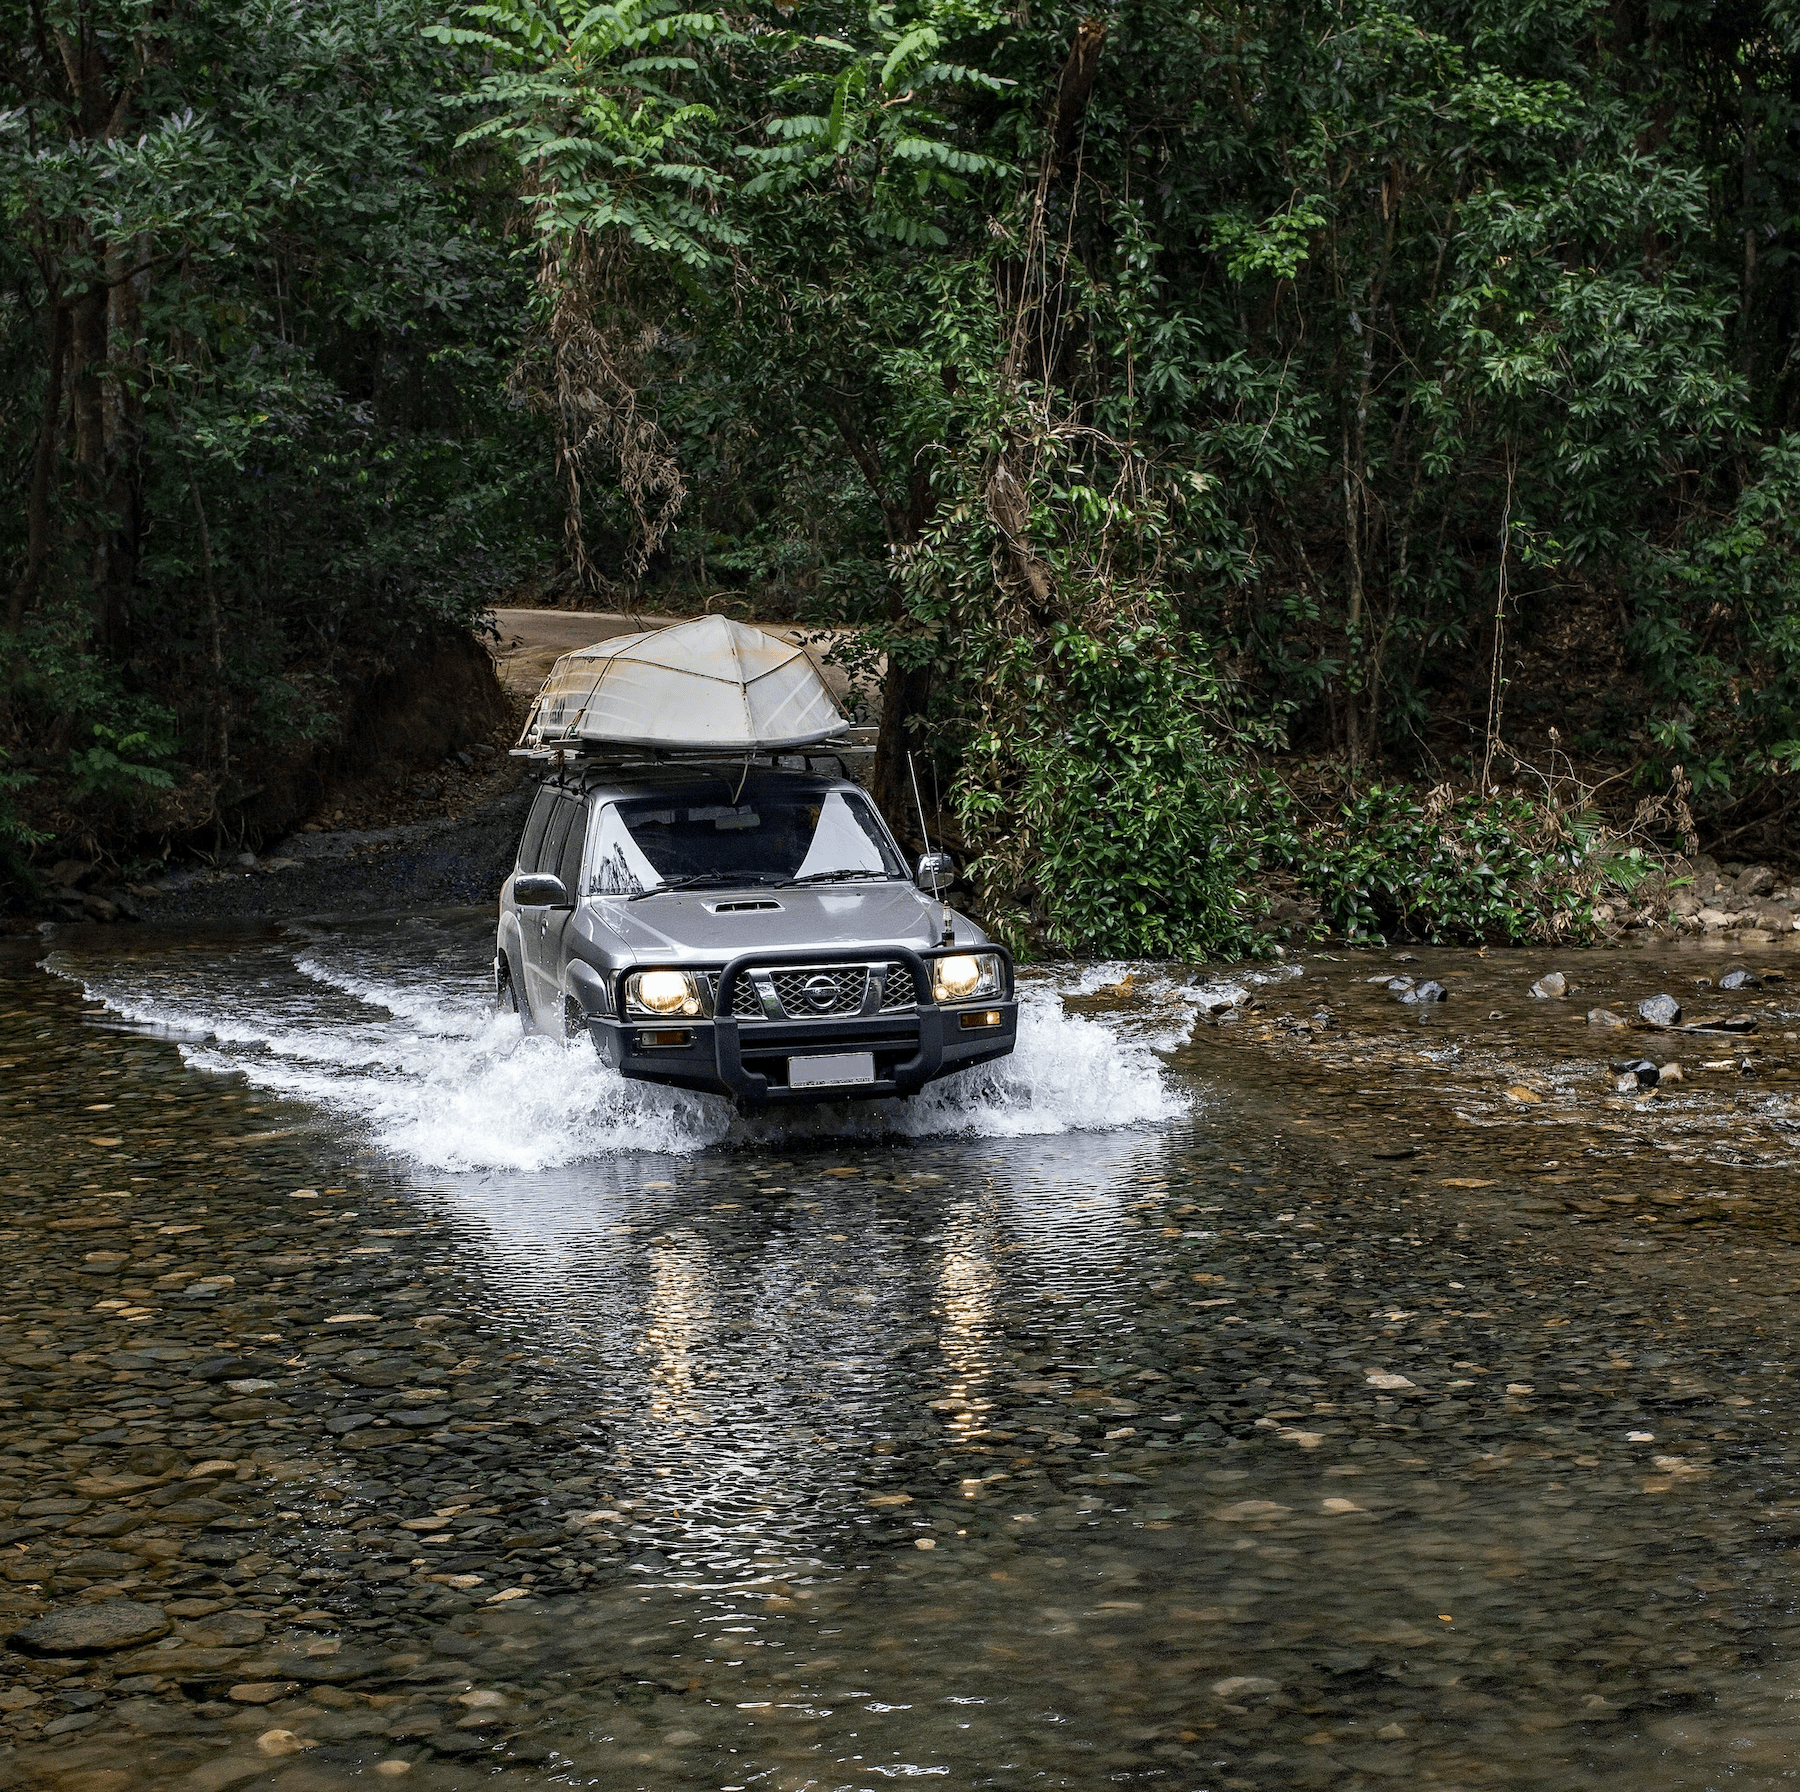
[3,609,884,936]
[0,925,1795,1789]
[18,821,1800,962]
[7,612,1797,950]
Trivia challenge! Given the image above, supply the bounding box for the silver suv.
[495,763,1016,1106]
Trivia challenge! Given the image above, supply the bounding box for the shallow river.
[1,917,1798,1792]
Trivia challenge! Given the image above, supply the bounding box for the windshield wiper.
[626,873,781,902]
[780,869,893,887]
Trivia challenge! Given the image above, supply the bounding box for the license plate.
[789,1051,876,1090]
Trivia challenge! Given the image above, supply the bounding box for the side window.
[557,798,588,893]
[517,787,558,872]
[539,799,577,880]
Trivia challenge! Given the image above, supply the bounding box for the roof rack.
[510,728,875,769]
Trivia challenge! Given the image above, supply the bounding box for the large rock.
[1638,994,1682,1026]
[10,1600,170,1655]
[1266,893,1322,937]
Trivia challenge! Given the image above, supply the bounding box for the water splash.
[49,921,1183,1169]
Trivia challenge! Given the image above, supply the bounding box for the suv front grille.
[708,962,919,1021]
[880,964,922,1011]
[771,968,866,1017]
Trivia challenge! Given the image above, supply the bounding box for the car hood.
[583,882,983,961]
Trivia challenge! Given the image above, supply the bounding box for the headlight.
[931,952,1002,1004]
[626,969,701,1017]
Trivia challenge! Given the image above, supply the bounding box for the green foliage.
[1253,784,1599,946]
[956,624,1263,960]
[0,752,45,895]
[65,726,179,809]
[9,0,1800,911]
[429,0,748,267]
[1624,435,1800,800]
[739,0,1014,247]
[1208,198,1329,283]
[1,0,555,864]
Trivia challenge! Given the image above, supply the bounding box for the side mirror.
[514,873,572,909]
[916,852,955,895]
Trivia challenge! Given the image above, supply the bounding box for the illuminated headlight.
[625,969,701,1017]
[931,953,1002,1004]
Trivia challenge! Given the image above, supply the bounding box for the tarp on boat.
[517,615,849,753]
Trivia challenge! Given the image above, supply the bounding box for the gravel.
[0,932,1796,1788]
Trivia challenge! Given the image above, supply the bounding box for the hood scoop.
[707,898,784,914]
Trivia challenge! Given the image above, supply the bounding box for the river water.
[1,916,1798,1792]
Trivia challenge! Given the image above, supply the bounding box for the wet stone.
[10,1601,170,1655]
[5,923,1800,1790]
[1639,992,1683,1025]
[60,1548,141,1574]
[1399,979,1449,1003]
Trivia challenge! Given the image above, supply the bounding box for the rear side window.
[556,799,588,893]
[539,799,577,879]
[517,787,558,872]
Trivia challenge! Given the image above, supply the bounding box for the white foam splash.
[293,954,480,1037]
[50,933,1184,1170]
[737,984,1183,1147]
[185,1014,723,1170]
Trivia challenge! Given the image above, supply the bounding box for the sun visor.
[518,616,849,753]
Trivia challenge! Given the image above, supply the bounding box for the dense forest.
[4,0,1799,951]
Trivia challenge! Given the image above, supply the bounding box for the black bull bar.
[605,943,1016,1106]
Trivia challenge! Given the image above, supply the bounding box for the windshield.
[584,783,905,895]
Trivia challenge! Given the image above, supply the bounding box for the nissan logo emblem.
[802,974,840,1012]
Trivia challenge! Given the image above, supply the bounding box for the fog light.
[959,1009,1003,1030]
[639,1028,692,1048]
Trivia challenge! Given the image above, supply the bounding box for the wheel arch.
[566,957,612,1019]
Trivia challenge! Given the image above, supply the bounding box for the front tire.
[564,995,596,1050]
[496,953,526,1032]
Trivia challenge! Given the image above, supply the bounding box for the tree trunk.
[830,402,942,848]
[8,292,67,630]
[67,265,142,653]
[68,276,108,500]
[95,236,148,650]
[1048,20,1107,170]
[872,639,935,855]
[183,456,229,776]
[51,11,147,654]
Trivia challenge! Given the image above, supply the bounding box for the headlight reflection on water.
[935,1209,1002,1460]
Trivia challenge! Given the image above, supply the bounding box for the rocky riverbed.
[0,922,1796,1791]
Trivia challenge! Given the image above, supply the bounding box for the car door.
[504,786,558,1009]
[522,793,586,1025]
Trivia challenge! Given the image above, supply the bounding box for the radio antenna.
[907,751,933,856]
